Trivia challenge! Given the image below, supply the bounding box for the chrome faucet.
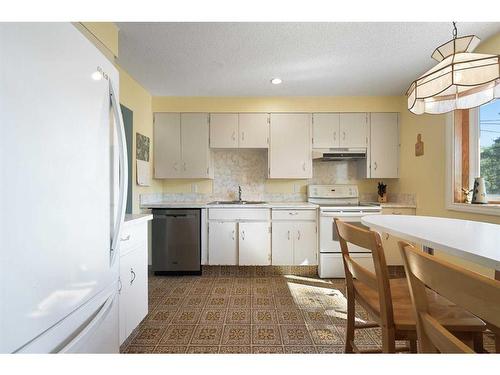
[238,185,242,201]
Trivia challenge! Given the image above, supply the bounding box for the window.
[479,100,500,201]
[446,99,500,215]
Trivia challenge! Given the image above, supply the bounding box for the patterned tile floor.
[121,269,496,354]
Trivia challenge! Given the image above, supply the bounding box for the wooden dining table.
[361,214,500,351]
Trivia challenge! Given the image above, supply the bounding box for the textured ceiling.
[116,22,500,96]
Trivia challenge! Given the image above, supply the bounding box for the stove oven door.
[319,211,380,254]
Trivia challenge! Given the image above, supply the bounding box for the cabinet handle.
[118,279,122,293]
[241,131,245,141]
[373,162,378,170]
[343,131,346,141]
[297,230,301,240]
[120,234,130,241]
[183,162,187,171]
[287,230,290,240]
[173,162,178,171]
[130,268,136,285]
[393,211,402,215]
[333,132,336,141]
[231,229,235,241]
[241,230,245,240]
[302,162,306,171]
[288,212,298,215]
[232,131,236,141]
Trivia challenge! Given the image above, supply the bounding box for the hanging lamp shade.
[407,33,500,115]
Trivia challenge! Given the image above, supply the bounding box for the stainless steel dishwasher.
[152,209,201,275]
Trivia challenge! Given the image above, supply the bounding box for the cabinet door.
[239,113,269,148]
[238,222,271,265]
[312,113,339,148]
[271,222,294,265]
[127,248,148,334]
[370,113,399,178]
[209,113,238,148]
[181,113,212,178]
[294,222,318,265]
[154,113,182,178]
[208,221,238,265]
[118,255,131,344]
[339,113,368,148]
[269,113,312,178]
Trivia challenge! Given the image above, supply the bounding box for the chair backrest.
[334,219,394,328]
[399,241,500,353]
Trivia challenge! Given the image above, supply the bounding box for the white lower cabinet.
[271,222,294,265]
[238,222,271,265]
[208,221,238,265]
[271,209,318,266]
[293,221,317,265]
[207,208,271,266]
[119,219,149,345]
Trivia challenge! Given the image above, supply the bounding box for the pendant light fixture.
[407,22,500,114]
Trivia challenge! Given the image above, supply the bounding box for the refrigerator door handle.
[109,81,128,267]
[57,292,116,353]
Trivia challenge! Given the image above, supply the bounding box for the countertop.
[362,215,500,271]
[124,213,153,225]
[141,201,318,209]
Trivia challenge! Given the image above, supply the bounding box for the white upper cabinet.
[368,113,400,178]
[238,113,269,148]
[269,113,312,179]
[154,112,213,179]
[339,113,368,148]
[210,113,269,148]
[181,113,212,178]
[209,113,238,148]
[312,113,339,148]
[154,113,182,178]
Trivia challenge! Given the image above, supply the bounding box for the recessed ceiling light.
[270,78,282,85]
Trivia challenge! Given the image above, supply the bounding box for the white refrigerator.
[0,23,127,353]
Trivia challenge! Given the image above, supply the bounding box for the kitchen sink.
[208,200,267,205]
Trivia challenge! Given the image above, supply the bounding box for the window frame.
[446,110,500,216]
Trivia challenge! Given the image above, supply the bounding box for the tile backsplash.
[142,149,390,204]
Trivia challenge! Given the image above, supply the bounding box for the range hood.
[312,148,367,161]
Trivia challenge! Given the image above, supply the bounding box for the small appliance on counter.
[152,209,202,275]
[471,177,488,204]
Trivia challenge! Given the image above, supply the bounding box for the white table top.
[361,215,500,271]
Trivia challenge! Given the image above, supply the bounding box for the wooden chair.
[399,241,500,353]
[334,219,485,353]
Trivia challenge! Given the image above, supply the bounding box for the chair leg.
[381,326,396,353]
[472,332,484,353]
[344,296,355,353]
[409,338,418,353]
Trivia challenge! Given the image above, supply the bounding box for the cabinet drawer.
[381,207,416,216]
[120,222,148,254]
[208,208,270,221]
[272,209,316,221]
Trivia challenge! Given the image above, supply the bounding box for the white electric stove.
[308,184,381,278]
